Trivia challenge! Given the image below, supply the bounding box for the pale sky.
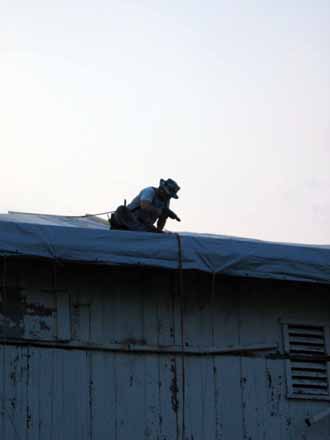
[1,1,329,244]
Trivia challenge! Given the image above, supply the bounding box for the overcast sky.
[1,1,329,244]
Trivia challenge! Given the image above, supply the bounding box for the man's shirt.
[127,187,169,225]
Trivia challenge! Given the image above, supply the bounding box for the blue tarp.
[0,213,329,284]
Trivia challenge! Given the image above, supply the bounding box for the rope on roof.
[9,210,115,218]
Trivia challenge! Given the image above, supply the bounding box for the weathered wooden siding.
[0,259,330,439]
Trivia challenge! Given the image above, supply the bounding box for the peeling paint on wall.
[0,262,330,440]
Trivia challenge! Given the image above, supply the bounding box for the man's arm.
[156,215,167,232]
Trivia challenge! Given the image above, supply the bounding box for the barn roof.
[0,212,329,285]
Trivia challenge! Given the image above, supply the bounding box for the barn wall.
[0,258,329,439]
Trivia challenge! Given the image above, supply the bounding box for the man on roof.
[110,178,181,233]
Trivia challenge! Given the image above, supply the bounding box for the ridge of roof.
[0,212,329,285]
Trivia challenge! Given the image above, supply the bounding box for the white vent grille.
[284,323,330,400]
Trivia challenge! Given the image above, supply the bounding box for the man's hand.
[162,207,181,222]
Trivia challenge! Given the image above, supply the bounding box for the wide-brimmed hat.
[159,178,180,199]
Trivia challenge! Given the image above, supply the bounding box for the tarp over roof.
[0,212,329,285]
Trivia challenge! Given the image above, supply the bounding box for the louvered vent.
[284,323,330,400]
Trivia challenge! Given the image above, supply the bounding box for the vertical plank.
[173,271,184,440]
[0,346,28,440]
[51,349,64,440]
[143,354,161,440]
[90,351,116,440]
[154,274,179,439]
[143,273,161,439]
[158,356,179,440]
[78,301,91,343]
[61,351,83,439]
[212,279,242,439]
[75,351,90,440]
[115,353,145,440]
[112,275,144,344]
[156,272,175,346]
[201,356,217,440]
[241,357,268,440]
[212,279,241,348]
[184,355,217,440]
[184,355,203,440]
[101,287,116,344]
[265,358,292,440]
[56,291,71,341]
[26,348,40,440]
[182,273,216,439]
[89,287,104,344]
[37,348,55,440]
[183,273,213,347]
[142,272,159,346]
[83,271,105,343]
[214,356,244,439]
